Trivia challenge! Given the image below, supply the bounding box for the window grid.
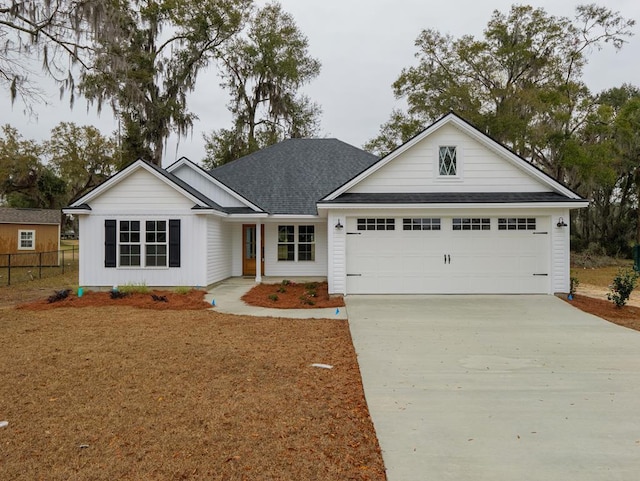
[18,230,35,250]
[298,225,315,261]
[119,220,141,266]
[357,218,395,231]
[403,218,441,231]
[498,218,537,231]
[439,146,457,176]
[278,225,295,261]
[452,218,491,231]
[145,220,167,267]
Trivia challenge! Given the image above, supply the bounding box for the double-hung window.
[145,220,167,266]
[119,221,141,266]
[278,225,315,261]
[18,230,35,250]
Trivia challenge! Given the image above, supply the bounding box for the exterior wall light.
[556,217,567,228]
[335,219,344,230]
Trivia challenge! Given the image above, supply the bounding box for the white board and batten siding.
[78,167,209,288]
[350,123,546,194]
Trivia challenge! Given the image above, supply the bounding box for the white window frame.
[435,145,463,181]
[18,229,35,250]
[118,219,169,268]
[298,225,315,262]
[277,225,316,262]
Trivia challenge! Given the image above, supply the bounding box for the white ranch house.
[64,113,588,294]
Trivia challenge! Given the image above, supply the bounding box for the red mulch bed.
[242,281,344,309]
[17,289,211,311]
[563,294,640,331]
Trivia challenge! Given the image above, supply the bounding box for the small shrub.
[281,279,291,286]
[268,293,279,302]
[110,290,130,299]
[277,286,287,293]
[607,268,639,308]
[299,295,315,306]
[305,288,317,298]
[47,289,71,304]
[304,282,318,290]
[174,286,191,295]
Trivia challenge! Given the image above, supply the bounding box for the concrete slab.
[346,295,640,481]
[205,277,347,319]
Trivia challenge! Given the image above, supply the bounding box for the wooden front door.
[242,224,264,276]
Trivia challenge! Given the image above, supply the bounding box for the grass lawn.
[0,281,386,480]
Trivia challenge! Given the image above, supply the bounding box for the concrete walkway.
[346,295,640,481]
[205,277,347,319]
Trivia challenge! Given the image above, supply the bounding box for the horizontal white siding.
[231,224,243,277]
[206,216,232,285]
[78,213,207,288]
[172,164,247,208]
[264,222,328,277]
[90,169,195,212]
[350,123,546,194]
[551,209,571,293]
[327,213,346,294]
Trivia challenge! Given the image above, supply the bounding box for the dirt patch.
[242,281,345,309]
[17,289,212,311]
[0,307,385,480]
[563,294,640,331]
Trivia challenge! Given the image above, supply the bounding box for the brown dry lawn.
[0,284,385,480]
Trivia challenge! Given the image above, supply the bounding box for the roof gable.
[209,139,379,215]
[324,113,583,201]
[166,157,262,211]
[67,159,225,212]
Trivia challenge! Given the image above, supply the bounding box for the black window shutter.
[169,219,181,267]
[105,220,116,268]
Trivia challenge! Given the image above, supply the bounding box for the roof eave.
[317,201,590,210]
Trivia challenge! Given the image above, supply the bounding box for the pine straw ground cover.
[241,281,344,309]
[0,292,385,480]
[563,294,640,332]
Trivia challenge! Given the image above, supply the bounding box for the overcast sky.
[3,0,639,167]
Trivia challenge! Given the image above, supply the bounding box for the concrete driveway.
[346,295,640,481]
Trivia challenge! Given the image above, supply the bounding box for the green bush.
[607,268,639,308]
[268,293,279,302]
[174,286,192,295]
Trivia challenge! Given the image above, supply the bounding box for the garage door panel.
[346,216,550,294]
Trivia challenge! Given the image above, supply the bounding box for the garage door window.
[403,218,441,231]
[357,218,395,231]
[452,218,490,231]
[498,218,536,230]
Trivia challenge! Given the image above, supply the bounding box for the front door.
[242,224,265,276]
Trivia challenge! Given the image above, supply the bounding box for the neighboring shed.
[0,208,61,256]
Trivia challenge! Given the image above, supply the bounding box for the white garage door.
[345,216,550,294]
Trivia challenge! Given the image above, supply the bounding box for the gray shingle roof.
[0,207,61,224]
[321,192,585,204]
[209,139,379,215]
